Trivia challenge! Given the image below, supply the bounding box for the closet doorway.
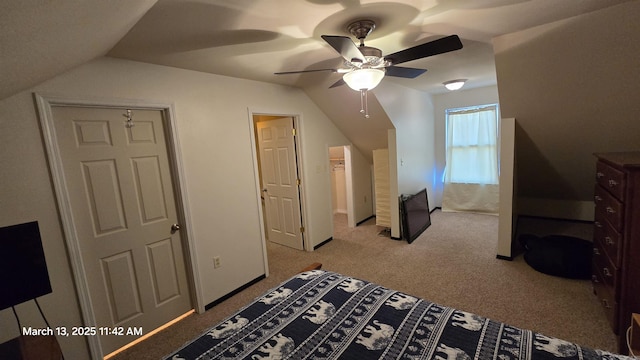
[329,146,355,236]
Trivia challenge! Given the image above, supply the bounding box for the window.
[445,104,499,185]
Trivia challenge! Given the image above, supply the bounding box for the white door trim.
[34,93,203,359]
[247,108,309,260]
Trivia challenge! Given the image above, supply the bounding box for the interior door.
[256,117,304,250]
[51,106,192,354]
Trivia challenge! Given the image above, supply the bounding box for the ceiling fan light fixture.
[343,68,385,91]
[443,79,467,91]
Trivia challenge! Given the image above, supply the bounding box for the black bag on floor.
[519,234,592,279]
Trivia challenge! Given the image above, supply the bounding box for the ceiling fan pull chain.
[360,89,370,118]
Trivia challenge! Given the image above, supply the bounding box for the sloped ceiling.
[1,0,634,157]
[0,0,158,100]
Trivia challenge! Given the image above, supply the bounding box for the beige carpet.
[111,210,617,359]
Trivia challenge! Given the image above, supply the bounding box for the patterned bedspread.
[165,270,630,360]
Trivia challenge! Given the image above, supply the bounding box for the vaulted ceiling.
[1,0,633,156]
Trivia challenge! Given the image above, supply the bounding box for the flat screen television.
[400,188,431,244]
[0,221,52,310]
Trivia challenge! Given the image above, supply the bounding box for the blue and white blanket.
[165,270,629,360]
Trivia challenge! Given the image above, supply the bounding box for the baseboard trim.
[204,274,266,311]
[314,237,333,250]
[356,215,375,226]
[518,214,593,224]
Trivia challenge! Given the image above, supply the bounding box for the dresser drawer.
[594,185,624,231]
[596,160,626,200]
[593,213,622,266]
[592,266,619,333]
[593,240,619,294]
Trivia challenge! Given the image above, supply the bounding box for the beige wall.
[493,1,640,220]
[0,57,357,358]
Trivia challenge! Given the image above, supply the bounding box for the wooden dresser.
[592,151,640,354]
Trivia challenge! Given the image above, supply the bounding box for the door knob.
[171,224,181,234]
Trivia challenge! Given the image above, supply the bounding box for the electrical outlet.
[213,256,221,269]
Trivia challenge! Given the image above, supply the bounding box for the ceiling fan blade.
[385,35,463,65]
[321,35,365,63]
[385,66,427,79]
[329,78,345,89]
[275,68,337,75]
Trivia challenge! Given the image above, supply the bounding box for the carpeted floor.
[111,210,617,359]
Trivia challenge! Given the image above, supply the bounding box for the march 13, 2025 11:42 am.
[23,326,143,337]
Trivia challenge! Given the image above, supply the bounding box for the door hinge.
[292,128,296,136]
[296,178,301,186]
[300,226,305,233]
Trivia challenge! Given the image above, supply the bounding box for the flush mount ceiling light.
[443,79,467,91]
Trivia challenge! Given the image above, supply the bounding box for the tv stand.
[0,335,62,360]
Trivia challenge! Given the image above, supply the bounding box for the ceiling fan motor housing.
[348,20,376,40]
[359,46,385,67]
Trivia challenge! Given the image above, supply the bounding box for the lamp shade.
[443,79,466,91]
[343,68,385,91]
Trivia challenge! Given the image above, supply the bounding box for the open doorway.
[328,145,355,237]
[252,114,305,251]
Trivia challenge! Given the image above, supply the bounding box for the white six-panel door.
[51,106,192,354]
[256,117,304,250]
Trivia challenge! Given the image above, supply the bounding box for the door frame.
[248,109,309,260]
[35,93,202,359]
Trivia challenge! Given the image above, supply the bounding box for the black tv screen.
[401,188,431,244]
[0,221,52,310]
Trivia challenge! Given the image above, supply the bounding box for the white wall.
[373,82,437,238]
[432,85,500,207]
[498,118,517,259]
[0,92,88,359]
[331,164,347,214]
[0,57,356,358]
[349,144,374,223]
[375,81,439,208]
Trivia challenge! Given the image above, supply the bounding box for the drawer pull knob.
[592,275,599,283]
[595,221,603,228]
[605,237,614,245]
[594,195,603,202]
[593,248,601,255]
[602,299,611,309]
[597,172,605,179]
[608,179,618,187]
[606,206,615,214]
[603,267,612,277]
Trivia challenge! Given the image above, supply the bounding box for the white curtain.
[443,105,499,214]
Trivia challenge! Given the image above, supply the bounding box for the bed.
[165,266,630,360]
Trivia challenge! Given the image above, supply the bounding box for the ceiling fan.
[275,19,463,117]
